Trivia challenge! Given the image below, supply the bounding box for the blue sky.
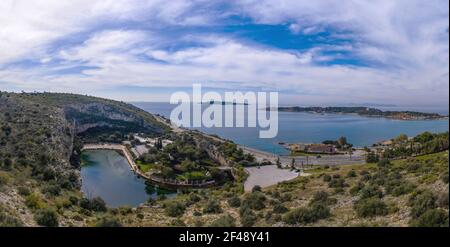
[0,0,448,106]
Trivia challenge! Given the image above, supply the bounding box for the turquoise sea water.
[134,102,449,155]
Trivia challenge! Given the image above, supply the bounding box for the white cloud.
[0,0,448,106]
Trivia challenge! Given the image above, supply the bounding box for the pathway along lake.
[81,150,176,207]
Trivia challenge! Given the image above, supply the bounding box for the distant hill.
[271,106,447,120]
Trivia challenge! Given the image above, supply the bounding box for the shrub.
[25,193,46,209]
[0,211,23,227]
[34,208,59,227]
[79,197,107,212]
[242,192,266,210]
[441,171,449,184]
[377,159,391,168]
[328,178,346,188]
[310,191,336,206]
[349,182,364,196]
[354,198,388,218]
[227,196,241,208]
[359,185,383,199]
[210,214,236,227]
[409,190,436,218]
[170,218,186,227]
[272,203,288,214]
[410,209,449,227]
[347,170,357,178]
[42,184,61,196]
[366,152,379,163]
[188,193,201,204]
[322,174,331,182]
[17,186,31,196]
[95,216,122,227]
[283,203,330,225]
[239,206,257,227]
[203,200,222,214]
[89,197,108,211]
[252,185,262,193]
[437,192,449,208]
[165,201,186,217]
[0,172,9,187]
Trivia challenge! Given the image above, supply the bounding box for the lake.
[134,102,449,155]
[81,150,175,207]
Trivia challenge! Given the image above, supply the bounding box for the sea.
[133,102,449,155]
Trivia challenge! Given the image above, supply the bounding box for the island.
[269,106,447,120]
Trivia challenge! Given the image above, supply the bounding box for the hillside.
[0,92,169,226]
[0,92,448,227]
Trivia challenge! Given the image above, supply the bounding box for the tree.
[394,134,408,144]
[276,157,281,168]
[337,136,347,147]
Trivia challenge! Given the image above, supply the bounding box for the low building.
[306,144,336,154]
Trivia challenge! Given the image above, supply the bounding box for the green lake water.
[81,150,176,207]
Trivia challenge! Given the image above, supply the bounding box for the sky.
[0,0,448,106]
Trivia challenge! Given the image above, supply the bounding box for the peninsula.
[270,106,447,120]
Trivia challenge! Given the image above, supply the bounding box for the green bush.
[25,193,46,209]
[409,190,436,219]
[283,204,330,225]
[272,203,288,214]
[34,208,59,227]
[322,174,331,182]
[165,201,186,217]
[42,184,61,196]
[410,209,449,227]
[79,197,107,212]
[353,198,388,218]
[0,209,23,227]
[203,200,222,214]
[242,192,266,210]
[347,170,357,178]
[17,186,31,196]
[95,216,122,227]
[328,178,347,188]
[252,185,262,193]
[349,182,364,196]
[377,159,391,168]
[210,214,236,227]
[239,205,257,227]
[437,192,449,208]
[0,172,9,187]
[359,184,383,199]
[310,191,336,206]
[188,193,201,204]
[441,170,449,184]
[227,196,241,208]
